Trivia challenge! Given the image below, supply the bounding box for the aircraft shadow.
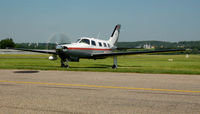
[13,70,39,73]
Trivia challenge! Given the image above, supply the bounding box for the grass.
[0,54,200,74]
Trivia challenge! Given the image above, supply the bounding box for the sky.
[0,0,200,43]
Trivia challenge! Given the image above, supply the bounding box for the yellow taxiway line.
[0,80,200,93]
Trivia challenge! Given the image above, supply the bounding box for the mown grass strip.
[0,54,200,74]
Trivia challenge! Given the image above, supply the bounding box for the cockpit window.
[76,39,80,42]
[79,39,90,45]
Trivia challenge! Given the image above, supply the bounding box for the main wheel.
[112,64,117,69]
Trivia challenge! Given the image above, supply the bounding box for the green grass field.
[0,54,200,74]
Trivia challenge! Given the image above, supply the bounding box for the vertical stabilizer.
[108,24,121,46]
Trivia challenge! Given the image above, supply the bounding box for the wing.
[92,49,185,57]
[14,48,56,54]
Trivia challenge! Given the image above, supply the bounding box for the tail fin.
[108,24,121,46]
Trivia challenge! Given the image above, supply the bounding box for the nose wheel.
[61,59,69,68]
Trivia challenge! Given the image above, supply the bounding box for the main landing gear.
[60,57,118,69]
[61,59,69,68]
[112,56,118,69]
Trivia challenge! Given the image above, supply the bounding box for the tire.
[112,64,117,69]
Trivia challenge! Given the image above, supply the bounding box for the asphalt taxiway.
[0,70,200,114]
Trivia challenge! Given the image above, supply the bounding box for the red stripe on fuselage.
[68,47,112,51]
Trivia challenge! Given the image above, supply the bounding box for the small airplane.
[16,24,184,69]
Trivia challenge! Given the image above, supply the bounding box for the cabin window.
[79,39,90,45]
[91,40,96,46]
[103,43,107,47]
[98,42,102,47]
[107,44,110,47]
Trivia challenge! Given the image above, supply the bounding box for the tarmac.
[0,70,200,114]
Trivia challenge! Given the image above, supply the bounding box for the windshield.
[76,39,80,42]
[79,39,90,45]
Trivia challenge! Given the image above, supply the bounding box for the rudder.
[108,24,121,46]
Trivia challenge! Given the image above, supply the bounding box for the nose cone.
[56,45,68,53]
[56,45,64,54]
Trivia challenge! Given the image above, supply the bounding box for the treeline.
[14,40,200,54]
[15,43,56,49]
[14,40,200,50]
[117,40,200,54]
[117,40,200,49]
[0,38,200,54]
[0,38,15,49]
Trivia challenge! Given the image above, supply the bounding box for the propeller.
[46,33,72,50]
[46,33,72,60]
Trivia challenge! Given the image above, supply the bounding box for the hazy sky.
[0,0,200,43]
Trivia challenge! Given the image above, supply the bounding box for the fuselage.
[56,37,116,61]
[55,24,121,62]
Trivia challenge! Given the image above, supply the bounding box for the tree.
[0,38,15,49]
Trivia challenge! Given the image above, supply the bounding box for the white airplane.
[17,24,184,69]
